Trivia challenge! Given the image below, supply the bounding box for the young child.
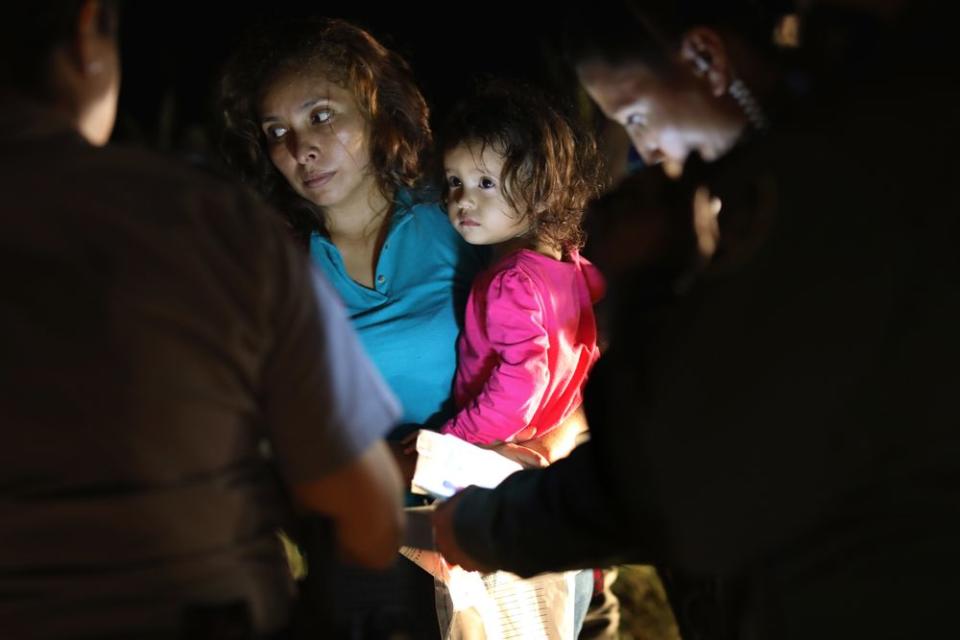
[438,82,606,450]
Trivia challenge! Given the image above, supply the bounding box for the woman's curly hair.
[219,17,432,245]
[438,79,603,255]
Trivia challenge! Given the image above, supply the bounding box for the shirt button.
[377,274,386,285]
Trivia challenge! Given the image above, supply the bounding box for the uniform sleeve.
[452,441,654,576]
[259,220,400,485]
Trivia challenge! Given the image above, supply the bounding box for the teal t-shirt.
[310,190,486,438]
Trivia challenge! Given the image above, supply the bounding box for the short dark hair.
[439,79,603,254]
[563,0,789,72]
[1,1,119,95]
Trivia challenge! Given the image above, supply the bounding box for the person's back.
[1,98,292,634]
[0,3,405,637]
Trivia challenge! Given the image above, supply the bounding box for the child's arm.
[442,268,551,445]
[515,404,588,463]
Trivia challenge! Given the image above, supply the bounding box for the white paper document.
[410,429,523,499]
[399,546,576,640]
[401,430,576,639]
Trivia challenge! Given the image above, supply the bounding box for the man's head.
[2,1,120,145]
[565,1,788,167]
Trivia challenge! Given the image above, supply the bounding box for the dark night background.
[115,3,581,163]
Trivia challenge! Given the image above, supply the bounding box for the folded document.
[410,429,523,499]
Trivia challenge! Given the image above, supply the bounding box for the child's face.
[444,143,530,246]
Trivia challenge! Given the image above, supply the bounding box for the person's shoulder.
[497,250,551,282]
[484,253,543,295]
[391,187,491,276]
[399,187,487,254]
[93,144,249,201]
[91,144,279,232]
[488,250,582,304]
[70,145,297,270]
[478,261,548,322]
[401,190,452,231]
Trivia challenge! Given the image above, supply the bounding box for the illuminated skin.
[444,142,532,249]
[259,67,391,287]
[577,42,750,259]
[259,70,377,213]
[50,0,121,146]
[576,58,746,168]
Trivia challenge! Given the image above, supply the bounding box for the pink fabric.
[441,249,605,445]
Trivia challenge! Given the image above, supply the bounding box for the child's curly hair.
[438,80,604,254]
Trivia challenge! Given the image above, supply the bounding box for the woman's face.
[577,59,746,167]
[259,67,376,211]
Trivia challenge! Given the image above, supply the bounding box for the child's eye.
[446,175,462,188]
[311,109,333,125]
[479,177,497,190]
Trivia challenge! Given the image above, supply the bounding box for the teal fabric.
[310,190,486,437]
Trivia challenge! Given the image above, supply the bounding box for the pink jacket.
[441,249,605,445]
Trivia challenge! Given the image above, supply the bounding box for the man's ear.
[73,0,111,77]
[679,27,732,98]
[61,0,119,146]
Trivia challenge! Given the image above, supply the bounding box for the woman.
[220,17,485,637]
[221,16,606,636]
[221,18,484,441]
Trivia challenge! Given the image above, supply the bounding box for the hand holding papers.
[409,429,524,500]
[397,430,577,639]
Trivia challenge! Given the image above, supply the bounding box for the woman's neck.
[322,182,394,288]
[324,184,393,245]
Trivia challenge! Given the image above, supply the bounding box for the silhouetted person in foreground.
[434,2,960,638]
[0,2,405,637]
